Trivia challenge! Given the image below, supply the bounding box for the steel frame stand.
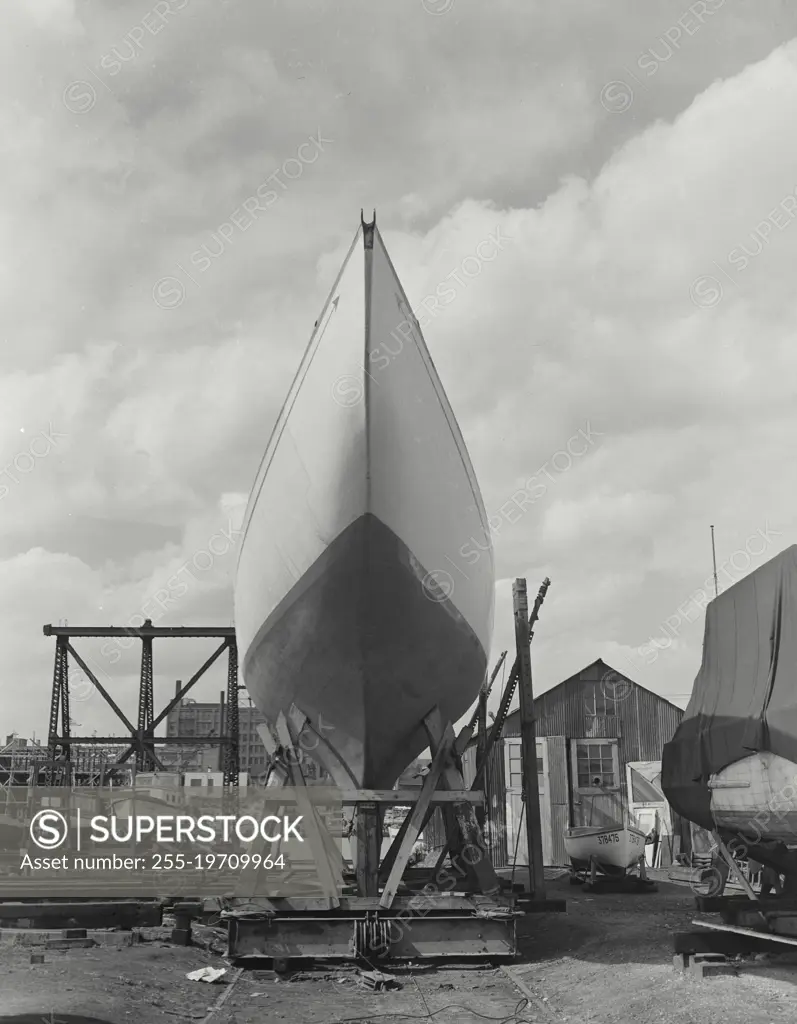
[225,705,518,964]
[42,622,240,786]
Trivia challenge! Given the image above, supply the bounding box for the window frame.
[582,682,619,718]
[572,739,621,793]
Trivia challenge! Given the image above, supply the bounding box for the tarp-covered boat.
[662,543,797,841]
[234,214,494,790]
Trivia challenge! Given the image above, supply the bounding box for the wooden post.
[274,713,343,906]
[379,717,455,908]
[354,803,381,896]
[513,578,546,899]
[475,690,488,832]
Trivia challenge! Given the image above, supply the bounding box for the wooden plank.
[691,917,797,948]
[426,712,467,879]
[354,802,381,896]
[696,894,797,913]
[502,966,559,1021]
[296,719,358,791]
[256,722,278,758]
[225,893,496,912]
[713,831,758,901]
[379,716,455,909]
[0,902,162,927]
[275,713,342,907]
[288,704,307,735]
[674,930,774,955]
[339,789,484,804]
[513,579,546,899]
[455,723,474,756]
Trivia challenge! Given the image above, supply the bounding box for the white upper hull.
[564,825,646,871]
[234,217,494,787]
[709,752,797,841]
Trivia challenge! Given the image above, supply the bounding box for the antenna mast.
[710,524,719,598]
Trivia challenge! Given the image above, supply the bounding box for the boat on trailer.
[234,213,494,792]
[564,824,647,879]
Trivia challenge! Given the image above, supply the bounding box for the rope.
[510,796,526,891]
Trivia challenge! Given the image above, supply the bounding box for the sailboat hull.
[243,513,487,789]
[235,219,494,789]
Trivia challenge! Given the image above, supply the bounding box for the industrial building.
[162,682,269,775]
[163,684,327,779]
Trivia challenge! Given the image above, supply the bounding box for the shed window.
[576,741,615,788]
[508,754,544,788]
[583,683,617,717]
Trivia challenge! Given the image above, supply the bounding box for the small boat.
[564,824,647,877]
[234,213,494,790]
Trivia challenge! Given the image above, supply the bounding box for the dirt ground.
[513,870,797,1024]
[1,870,797,1023]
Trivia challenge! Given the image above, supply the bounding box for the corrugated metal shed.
[500,659,683,762]
[466,659,684,866]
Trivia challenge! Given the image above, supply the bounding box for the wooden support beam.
[425,709,500,897]
[287,703,359,790]
[475,689,488,830]
[426,716,466,878]
[339,789,484,805]
[354,802,381,897]
[378,811,414,880]
[379,715,455,909]
[256,722,278,758]
[713,831,758,902]
[513,578,546,900]
[275,713,342,906]
[260,717,343,873]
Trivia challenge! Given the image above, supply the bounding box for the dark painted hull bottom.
[241,514,488,789]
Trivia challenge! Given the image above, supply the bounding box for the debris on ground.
[186,966,227,983]
[5,871,797,1022]
[191,924,228,955]
[359,968,399,991]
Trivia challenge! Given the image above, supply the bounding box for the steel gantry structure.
[42,621,241,786]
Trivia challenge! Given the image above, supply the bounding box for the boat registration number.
[598,833,619,844]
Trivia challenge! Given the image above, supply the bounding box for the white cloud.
[2,2,797,738]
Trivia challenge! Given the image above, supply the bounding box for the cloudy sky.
[3,0,797,742]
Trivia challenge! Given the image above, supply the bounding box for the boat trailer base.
[226,898,517,963]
